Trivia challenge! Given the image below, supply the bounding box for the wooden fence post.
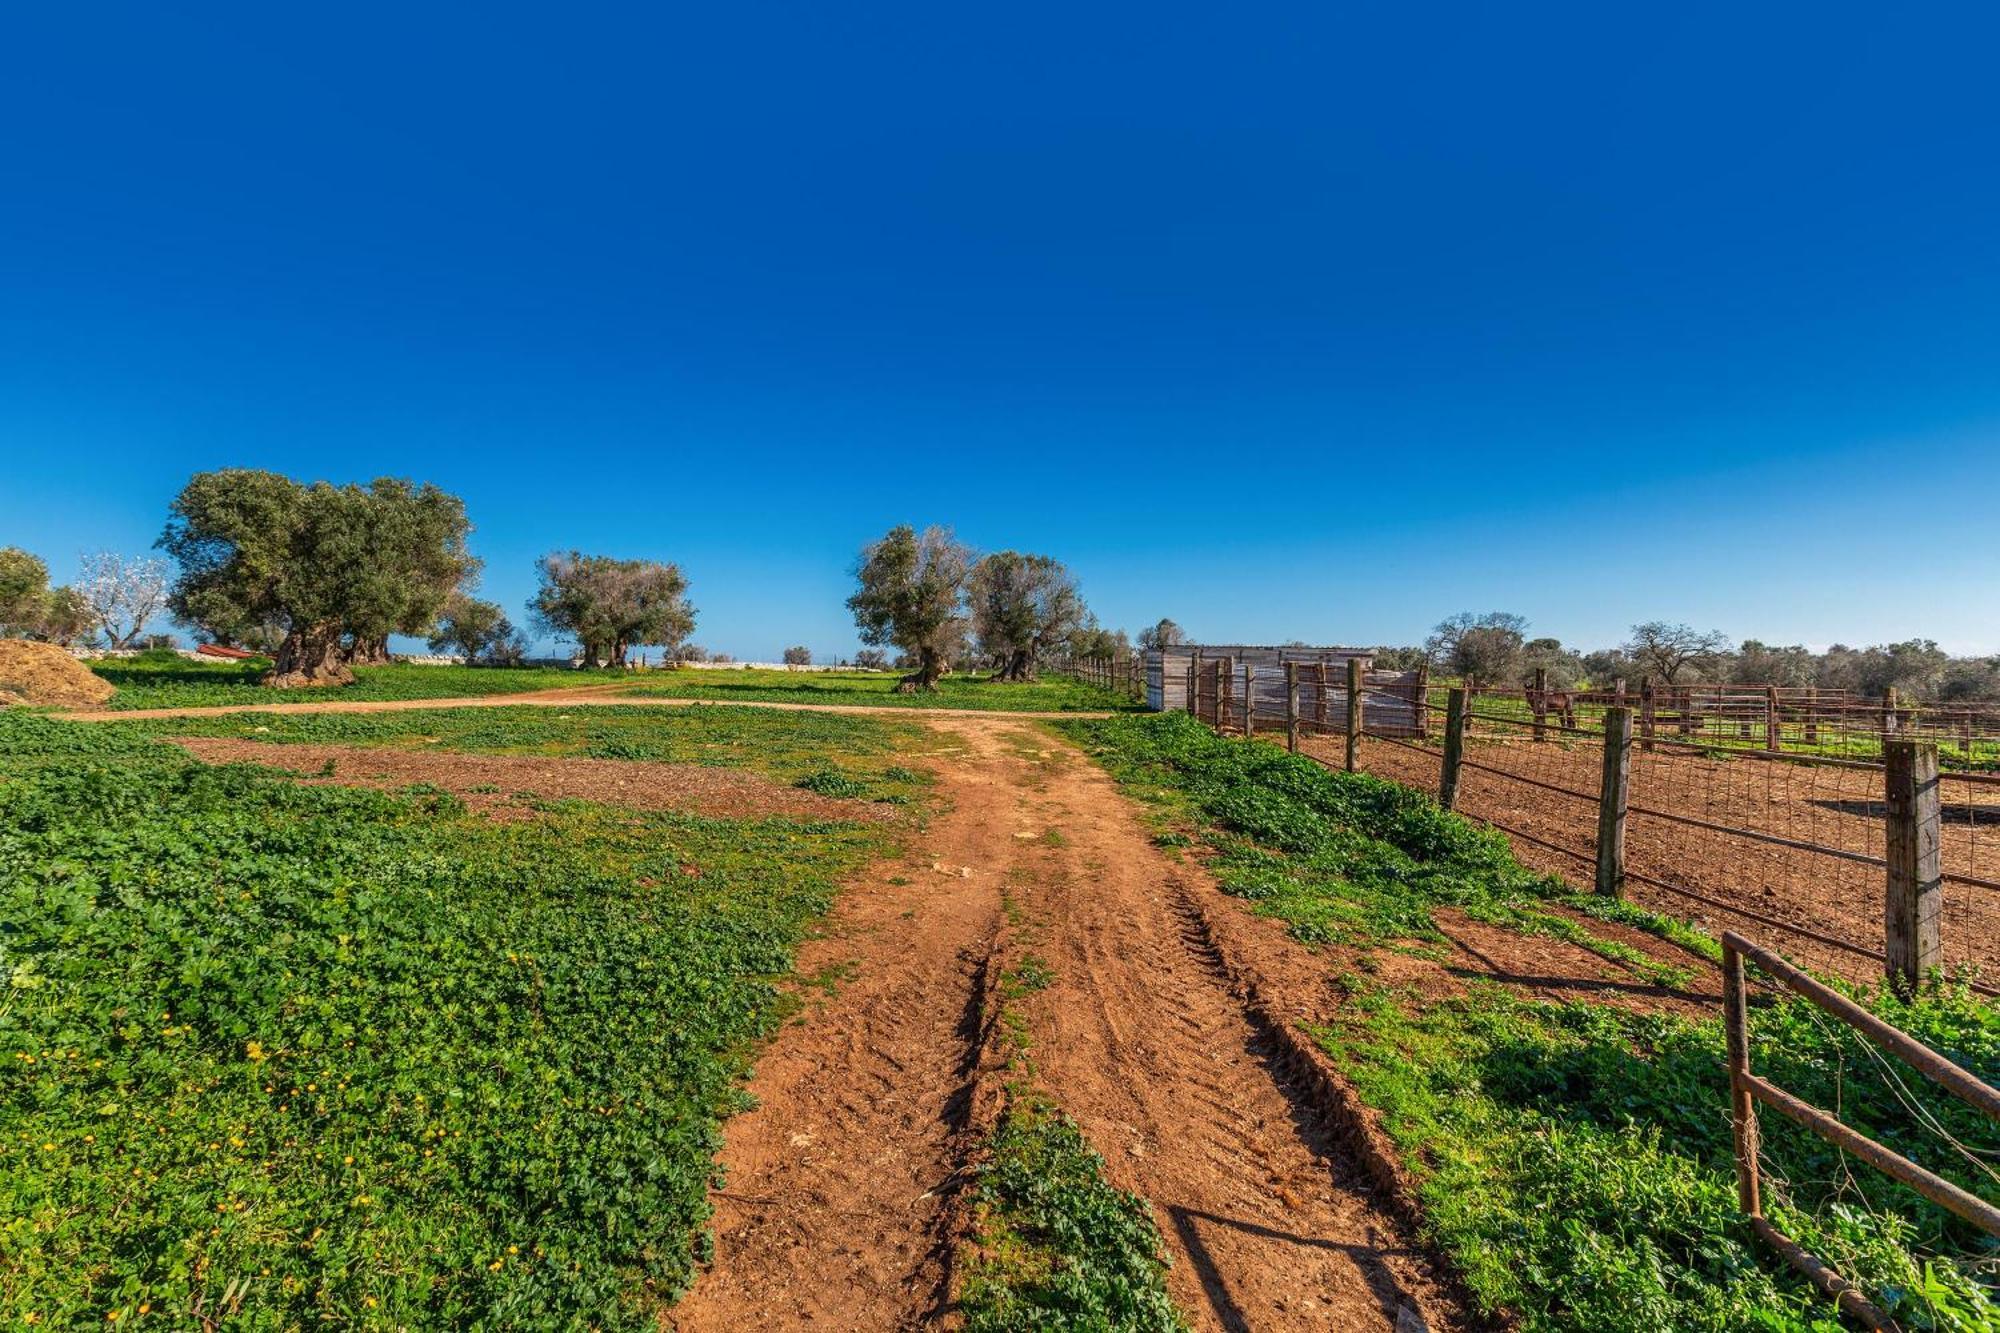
[1532,666,1548,743]
[1345,657,1364,772]
[1242,662,1255,737]
[1804,685,1818,744]
[1765,686,1781,752]
[1595,706,1632,897]
[1438,687,1468,809]
[1640,677,1656,753]
[1285,662,1299,753]
[1883,739,1942,992]
[1186,651,1199,717]
[1217,656,1232,730]
[1413,665,1430,740]
[1315,660,1328,733]
[1883,686,1899,737]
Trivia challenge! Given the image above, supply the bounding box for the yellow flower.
[246,1041,267,1062]
[488,1259,504,1271]
[506,1244,519,1254]
[137,1305,150,1316]
[363,1297,377,1309]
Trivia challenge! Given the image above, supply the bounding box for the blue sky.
[4,3,1997,658]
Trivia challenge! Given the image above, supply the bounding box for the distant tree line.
[1398,611,2000,702]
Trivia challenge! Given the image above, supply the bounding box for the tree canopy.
[967,551,1087,681]
[846,525,972,692]
[428,593,525,665]
[530,552,694,666]
[1137,618,1187,651]
[159,470,474,686]
[1624,621,1730,684]
[1426,611,1528,690]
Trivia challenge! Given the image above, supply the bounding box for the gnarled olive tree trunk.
[989,648,1034,683]
[263,623,356,688]
[895,647,948,693]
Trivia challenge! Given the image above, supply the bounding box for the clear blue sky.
[4,3,1996,659]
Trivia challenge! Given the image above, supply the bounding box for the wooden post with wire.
[1242,662,1255,737]
[1315,660,1328,732]
[1884,738,1942,992]
[1217,656,1232,730]
[1285,662,1300,753]
[1438,686,1468,810]
[1532,666,1548,742]
[1766,686,1781,752]
[1640,677,1656,753]
[1345,657,1364,772]
[1595,706,1632,897]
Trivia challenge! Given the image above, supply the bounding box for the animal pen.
[1093,647,2000,995]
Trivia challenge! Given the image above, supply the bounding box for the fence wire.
[1287,683,2000,994]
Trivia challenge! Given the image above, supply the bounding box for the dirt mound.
[0,639,116,708]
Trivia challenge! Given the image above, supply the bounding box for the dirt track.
[671,713,1467,1332]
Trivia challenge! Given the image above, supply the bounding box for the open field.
[7,690,1997,1331]
[615,666,1145,713]
[0,706,920,1328]
[88,656,606,711]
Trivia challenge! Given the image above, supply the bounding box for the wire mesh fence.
[1164,666,2000,994]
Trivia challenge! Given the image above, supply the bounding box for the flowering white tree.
[77,552,171,649]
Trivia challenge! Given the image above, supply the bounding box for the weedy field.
[0,706,917,1329]
[88,653,598,710]
[615,666,1145,713]
[1061,712,2000,1332]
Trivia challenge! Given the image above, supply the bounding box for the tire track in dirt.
[666,726,1018,1330]
[927,716,1467,1333]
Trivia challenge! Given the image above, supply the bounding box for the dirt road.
[673,712,1463,1331]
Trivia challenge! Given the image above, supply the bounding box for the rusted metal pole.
[1722,938,1761,1219]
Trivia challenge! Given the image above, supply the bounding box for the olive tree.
[0,548,53,637]
[530,552,694,667]
[428,594,525,665]
[160,469,474,687]
[1426,611,1528,691]
[846,524,972,692]
[967,551,1086,682]
[1136,618,1187,651]
[782,645,812,666]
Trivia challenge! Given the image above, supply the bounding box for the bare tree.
[847,524,972,692]
[1624,621,1730,684]
[77,552,171,649]
[782,644,812,665]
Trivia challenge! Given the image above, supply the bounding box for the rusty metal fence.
[1160,668,2000,995]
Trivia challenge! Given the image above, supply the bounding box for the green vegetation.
[109,702,932,804]
[959,880,1185,1332]
[961,1102,1187,1333]
[1061,711,1999,1332]
[89,654,595,710]
[0,707,901,1328]
[619,667,1143,713]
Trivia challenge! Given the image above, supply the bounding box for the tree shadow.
[1167,1204,1430,1332]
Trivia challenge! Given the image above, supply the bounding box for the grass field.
[617,667,1143,713]
[115,703,937,804]
[1061,712,2000,1333]
[89,654,598,711]
[0,706,916,1329]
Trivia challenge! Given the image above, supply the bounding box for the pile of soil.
[0,639,116,708]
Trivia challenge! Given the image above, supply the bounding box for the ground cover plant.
[618,667,1143,714]
[1059,711,1999,1332]
[89,654,598,710]
[115,702,936,805]
[958,882,1185,1332]
[0,709,900,1328]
